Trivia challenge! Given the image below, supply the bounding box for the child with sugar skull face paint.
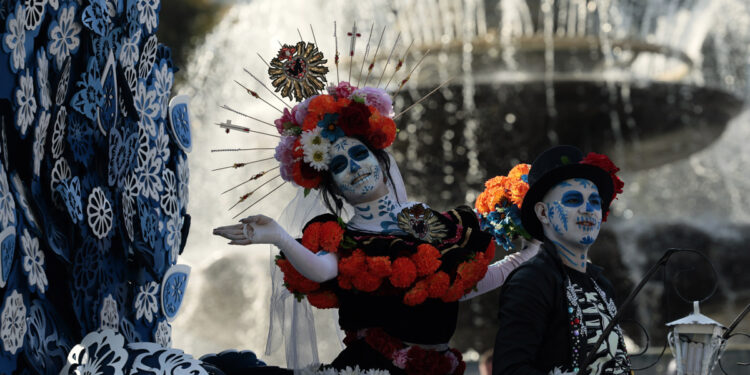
[492,146,631,375]
[212,80,538,374]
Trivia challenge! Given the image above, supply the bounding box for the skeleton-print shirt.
[567,269,630,375]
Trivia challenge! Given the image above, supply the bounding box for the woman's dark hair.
[319,138,397,215]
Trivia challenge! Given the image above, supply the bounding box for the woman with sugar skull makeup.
[491,146,631,375]
[212,80,539,375]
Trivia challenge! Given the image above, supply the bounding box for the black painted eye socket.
[330,155,347,174]
[349,144,369,161]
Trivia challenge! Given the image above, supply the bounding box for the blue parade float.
[0,1,254,373]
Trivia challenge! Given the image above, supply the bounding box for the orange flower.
[276,258,320,294]
[484,241,496,262]
[319,221,345,253]
[403,280,429,306]
[507,163,530,181]
[301,222,322,253]
[426,271,450,299]
[292,161,322,189]
[338,249,367,276]
[367,256,393,278]
[389,257,417,288]
[307,290,339,309]
[352,271,383,292]
[441,279,466,302]
[366,110,397,149]
[411,244,442,276]
[475,190,489,213]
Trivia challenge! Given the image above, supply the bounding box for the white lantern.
[666,301,727,375]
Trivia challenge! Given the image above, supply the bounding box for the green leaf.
[304,188,311,197]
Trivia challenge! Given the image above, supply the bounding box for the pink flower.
[274,108,295,134]
[327,81,356,99]
[445,350,459,373]
[352,87,393,117]
[275,136,297,182]
[392,347,410,368]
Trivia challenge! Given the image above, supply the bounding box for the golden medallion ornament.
[268,41,329,101]
[397,204,448,244]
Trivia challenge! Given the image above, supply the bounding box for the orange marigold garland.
[404,280,429,306]
[390,257,418,288]
[319,221,345,253]
[275,258,320,295]
[411,244,442,276]
[307,290,339,309]
[301,222,321,253]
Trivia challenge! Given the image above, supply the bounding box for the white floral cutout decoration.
[100,294,119,331]
[16,69,38,137]
[1,290,27,355]
[134,281,158,323]
[21,229,47,294]
[87,187,113,239]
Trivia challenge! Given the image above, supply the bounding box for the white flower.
[1,290,27,355]
[165,215,182,264]
[136,148,163,200]
[154,125,170,163]
[122,173,139,241]
[21,229,47,294]
[134,281,159,322]
[300,128,331,171]
[176,155,189,207]
[154,62,173,116]
[49,0,59,10]
[118,29,140,68]
[16,69,37,136]
[36,49,51,110]
[51,106,67,159]
[134,80,159,136]
[154,320,171,348]
[0,165,15,229]
[4,3,26,72]
[55,60,71,106]
[160,169,177,216]
[139,34,157,79]
[61,330,127,375]
[87,187,113,239]
[33,110,51,177]
[136,0,159,34]
[48,4,81,70]
[25,0,46,31]
[49,157,70,207]
[100,294,119,331]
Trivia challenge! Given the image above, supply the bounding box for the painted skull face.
[329,137,387,204]
[539,178,603,250]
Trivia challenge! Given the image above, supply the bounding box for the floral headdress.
[216,27,441,217]
[273,81,397,190]
[475,163,532,251]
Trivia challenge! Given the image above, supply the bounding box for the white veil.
[264,152,407,369]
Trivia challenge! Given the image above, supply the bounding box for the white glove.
[213,215,338,283]
[460,238,540,300]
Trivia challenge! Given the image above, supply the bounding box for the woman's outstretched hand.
[212,214,283,245]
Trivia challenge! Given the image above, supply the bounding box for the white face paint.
[536,178,603,254]
[328,137,388,204]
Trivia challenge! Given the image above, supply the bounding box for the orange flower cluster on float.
[276,218,497,308]
[273,82,398,190]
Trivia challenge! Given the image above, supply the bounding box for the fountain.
[174,0,750,371]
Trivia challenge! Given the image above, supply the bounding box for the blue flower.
[317,113,343,141]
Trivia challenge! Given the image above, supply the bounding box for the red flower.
[363,328,403,358]
[338,101,372,137]
[411,244,442,276]
[441,279,466,302]
[319,221,345,253]
[352,271,383,292]
[338,275,353,290]
[301,222,321,253]
[366,110,397,149]
[403,280,429,306]
[307,290,339,309]
[292,161,322,189]
[389,257,417,288]
[426,271,450,298]
[276,258,320,294]
[338,249,367,276]
[367,256,393,278]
